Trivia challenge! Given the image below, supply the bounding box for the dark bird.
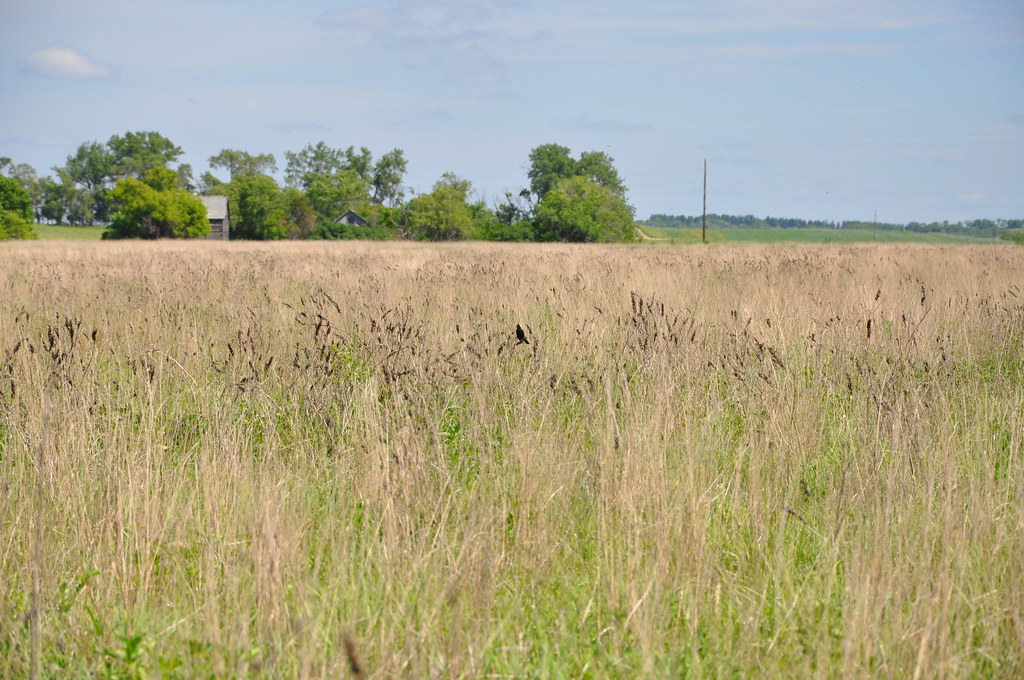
[516,323,529,345]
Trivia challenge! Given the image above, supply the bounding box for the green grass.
[639,225,1001,244]
[1,241,1022,678]
[32,223,106,240]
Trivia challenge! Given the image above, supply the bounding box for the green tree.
[208,149,277,181]
[54,132,186,224]
[177,164,195,189]
[0,176,37,239]
[576,150,626,198]
[407,173,475,241]
[533,176,636,243]
[523,143,576,203]
[284,141,345,189]
[104,168,209,239]
[522,144,628,206]
[0,175,34,222]
[370,148,407,206]
[1001,229,1024,245]
[38,177,66,224]
[286,142,408,209]
[108,131,184,179]
[488,190,535,240]
[344,146,374,181]
[0,211,35,239]
[198,171,227,195]
[53,170,97,225]
[6,163,41,221]
[61,141,115,223]
[470,198,532,241]
[305,170,370,224]
[227,174,289,240]
[282,188,318,239]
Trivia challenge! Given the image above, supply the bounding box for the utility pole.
[702,158,707,244]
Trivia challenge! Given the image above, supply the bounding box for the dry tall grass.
[1,240,1022,678]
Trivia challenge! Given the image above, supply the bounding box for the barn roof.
[200,195,228,220]
[333,208,367,225]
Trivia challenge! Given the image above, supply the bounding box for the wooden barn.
[333,209,367,227]
[200,195,230,240]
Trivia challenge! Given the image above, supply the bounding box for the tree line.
[643,213,1024,238]
[0,132,637,243]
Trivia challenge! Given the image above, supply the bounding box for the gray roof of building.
[200,195,228,220]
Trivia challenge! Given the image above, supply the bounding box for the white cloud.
[23,47,114,80]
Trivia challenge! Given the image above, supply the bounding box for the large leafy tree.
[0,175,34,222]
[38,177,67,224]
[107,131,184,179]
[3,162,42,222]
[524,143,577,203]
[0,176,36,239]
[407,173,475,241]
[284,142,346,189]
[285,141,407,209]
[532,176,636,243]
[208,149,277,181]
[305,170,370,225]
[576,150,627,197]
[54,131,186,224]
[60,141,115,223]
[522,144,627,205]
[53,168,96,224]
[221,174,289,240]
[370,148,407,206]
[64,141,114,190]
[282,187,318,239]
[343,146,373,182]
[104,168,208,239]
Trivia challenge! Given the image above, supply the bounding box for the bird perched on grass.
[516,323,529,345]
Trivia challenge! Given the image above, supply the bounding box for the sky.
[2,0,1023,224]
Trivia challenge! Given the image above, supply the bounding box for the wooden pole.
[702,159,707,244]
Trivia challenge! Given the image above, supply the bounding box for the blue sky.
[2,0,1022,223]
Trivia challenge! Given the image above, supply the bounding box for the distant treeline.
[643,214,1024,238]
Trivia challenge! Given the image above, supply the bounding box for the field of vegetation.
[30,223,1004,245]
[31,224,106,241]
[638,225,1000,245]
[1,241,1021,678]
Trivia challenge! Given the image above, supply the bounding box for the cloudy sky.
[2,0,1022,223]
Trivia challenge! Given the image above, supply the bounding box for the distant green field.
[24,223,1004,245]
[33,223,106,240]
[639,225,1000,245]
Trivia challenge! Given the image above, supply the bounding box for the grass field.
[31,224,106,241]
[30,222,1002,245]
[1,241,1022,677]
[638,225,1000,244]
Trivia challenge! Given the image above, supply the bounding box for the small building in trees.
[333,209,367,227]
[200,195,230,240]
